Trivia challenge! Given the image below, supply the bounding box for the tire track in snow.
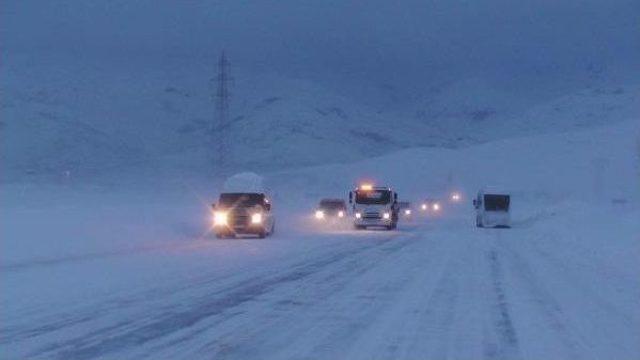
[183,232,426,360]
[25,232,413,360]
[2,234,391,344]
[483,247,520,360]
[500,241,590,360]
[504,236,639,358]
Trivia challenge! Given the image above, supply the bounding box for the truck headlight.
[315,210,325,219]
[355,212,362,219]
[214,211,228,226]
[338,211,344,218]
[383,212,391,219]
[251,213,263,224]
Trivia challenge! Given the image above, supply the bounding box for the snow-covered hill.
[2,53,638,183]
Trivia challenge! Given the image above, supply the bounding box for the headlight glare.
[214,212,228,226]
[251,213,263,224]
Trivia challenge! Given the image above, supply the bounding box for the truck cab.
[473,189,511,228]
[349,184,398,230]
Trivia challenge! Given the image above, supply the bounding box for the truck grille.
[363,212,381,220]
[229,211,249,226]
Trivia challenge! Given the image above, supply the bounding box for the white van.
[211,172,275,238]
[473,189,511,228]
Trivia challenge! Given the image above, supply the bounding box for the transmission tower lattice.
[214,52,231,174]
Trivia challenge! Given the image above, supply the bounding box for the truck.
[211,172,275,238]
[473,188,511,228]
[349,184,399,230]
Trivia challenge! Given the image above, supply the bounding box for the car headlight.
[315,210,324,219]
[433,203,440,211]
[251,213,263,224]
[404,209,411,215]
[338,211,344,217]
[214,211,228,226]
[383,212,391,219]
[355,212,362,219]
[421,204,427,210]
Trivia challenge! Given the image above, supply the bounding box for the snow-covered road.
[2,121,639,359]
[2,209,638,360]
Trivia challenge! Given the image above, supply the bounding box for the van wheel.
[476,218,483,228]
[354,225,366,230]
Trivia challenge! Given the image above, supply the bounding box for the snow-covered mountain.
[2,53,638,184]
[2,0,639,183]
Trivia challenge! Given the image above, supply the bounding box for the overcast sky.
[2,0,638,93]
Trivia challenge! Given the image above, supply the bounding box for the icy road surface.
[2,208,638,360]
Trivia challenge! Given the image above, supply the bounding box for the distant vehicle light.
[355,212,362,219]
[214,212,228,226]
[251,213,263,224]
[451,193,461,202]
[360,184,373,191]
[383,212,391,219]
[315,210,325,219]
[404,209,412,215]
[338,211,345,217]
[421,204,427,210]
[433,203,441,211]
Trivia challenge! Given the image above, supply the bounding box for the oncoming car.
[211,173,275,239]
[397,201,414,220]
[212,193,275,238]
[420,198,442,213]
[314,198,348,221]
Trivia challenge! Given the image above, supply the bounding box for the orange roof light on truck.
[359,183,373,191]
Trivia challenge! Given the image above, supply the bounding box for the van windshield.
[355,190,391,205]
[484,194,510,211]
[219,193,265,207]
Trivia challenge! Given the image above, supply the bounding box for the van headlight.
[251,213,263,224]
[355,212,362,219]
[214,212,228,226]
[383,212,391,219]
[315,210,325,219]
